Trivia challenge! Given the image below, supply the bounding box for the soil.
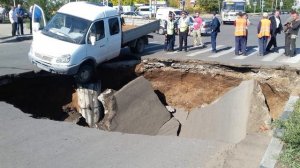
[143,69,242,111]
[260,83,290,119]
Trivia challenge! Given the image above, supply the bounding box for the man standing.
[15,4,24,35]
[178,11,190,52]
[234,12,247,56]
[9,6,17,37]
[192,12,203,47]
[284,11,300,57]
[29,5,33,34]
[164,14,176,51]
[210,11,220,53]
[266,10,283,52]
[257,12,271,56]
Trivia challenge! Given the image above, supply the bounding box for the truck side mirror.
[90,35,96,45]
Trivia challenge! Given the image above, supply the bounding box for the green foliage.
[111,0,135,6]
[197,0,219,13]
[168,0,179,8]
[274,100,300,168]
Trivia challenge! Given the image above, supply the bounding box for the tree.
[197,0,219,12]
[168,0,179,8]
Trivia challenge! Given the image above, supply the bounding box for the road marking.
[209,47,235,58]
[149,41,160,44]
[146,48,164,54]
[186,45,224,57]
[261,49,284,62]
[233,47,258,59]
[279,54,300,64]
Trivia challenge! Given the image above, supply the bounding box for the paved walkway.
[0,22,31,42]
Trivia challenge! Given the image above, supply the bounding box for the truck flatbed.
[122,19,160,45]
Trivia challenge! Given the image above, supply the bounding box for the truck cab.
[28,2,122,83]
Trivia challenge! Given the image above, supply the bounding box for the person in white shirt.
[9,6,17,36]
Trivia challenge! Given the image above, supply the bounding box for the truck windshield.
[42,13,91,44]
[223,2,245,12]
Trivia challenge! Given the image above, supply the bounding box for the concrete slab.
[110,76,171,135]
[0,101,232,168]
[172,108,188,126]
[223,133,271,168]
[157,117,180,136]
[180,80,255,143]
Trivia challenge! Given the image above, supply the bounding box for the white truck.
[28,2,159,83]
[221,0,246,24]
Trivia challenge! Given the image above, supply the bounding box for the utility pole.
[261,0,264,13]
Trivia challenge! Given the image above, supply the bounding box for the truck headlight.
[56,54,71,63]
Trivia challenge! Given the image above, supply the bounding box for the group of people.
[8,4,28,36]
[164,11,220,52]
[164,9,300,58]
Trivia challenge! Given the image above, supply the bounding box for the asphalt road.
[141,14,300,69]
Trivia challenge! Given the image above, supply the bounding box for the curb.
[259,96,299,168]
[0,34,32,43]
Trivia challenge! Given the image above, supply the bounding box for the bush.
[274,100,300,168]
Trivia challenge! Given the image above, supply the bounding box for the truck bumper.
[29,53,80,75]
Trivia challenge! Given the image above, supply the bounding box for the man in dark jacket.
[210,11,220,53]
[266,9,283,52]
[284,10,300,57]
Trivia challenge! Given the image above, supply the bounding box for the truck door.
[106,17,121,59]
[31,4,46,37]
[86,20,108,63]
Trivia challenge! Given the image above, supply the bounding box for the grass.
[274,99,300,168]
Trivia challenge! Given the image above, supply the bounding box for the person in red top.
[192,12,204,47]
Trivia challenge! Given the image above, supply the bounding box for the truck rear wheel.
[135,39,145,53]
[74,63,95,84]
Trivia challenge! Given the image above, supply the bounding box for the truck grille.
[35,52,53,62]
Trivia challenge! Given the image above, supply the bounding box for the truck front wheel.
[74,63,95,84]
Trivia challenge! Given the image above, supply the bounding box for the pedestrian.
[243,13,251,48]
[171,13,177,50]
[9,6,17,37]
[29,5,33,34]
[178,11,190,52]
[210,11,220,53]
[284,10,300,57]
[164,14,176,51]
[257,12,271,56]
[192,12,204,47]
[266,9,283,53]
[15,4,24,35]
[234,12,247,56]
[0,5,6,22]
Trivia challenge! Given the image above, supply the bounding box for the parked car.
[156,7,182,21]
[121,11,149,19]
[136,6,152,18]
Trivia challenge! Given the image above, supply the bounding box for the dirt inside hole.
[142,69,290,119]
[0,65,291,125]
[144,69,242,111]
[260,83,290,119]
